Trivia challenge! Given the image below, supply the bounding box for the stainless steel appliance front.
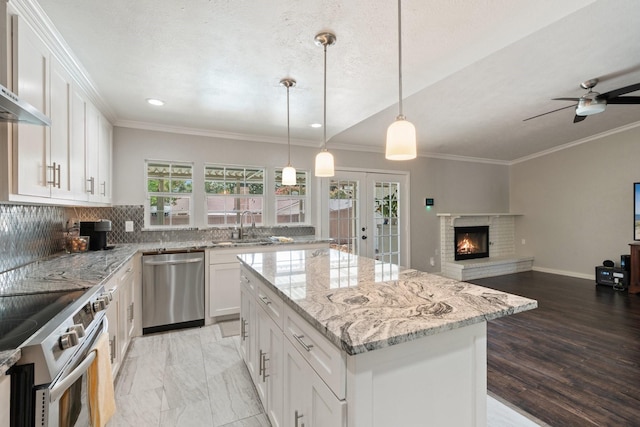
[142,251,205,334]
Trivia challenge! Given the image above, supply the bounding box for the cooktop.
[0,289,86,351]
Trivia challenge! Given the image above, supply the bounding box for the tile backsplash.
[0,203,67,273]
[0,202,314,274]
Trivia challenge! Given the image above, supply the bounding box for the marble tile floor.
[109,324,547,427]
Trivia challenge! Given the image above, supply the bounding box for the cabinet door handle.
[86,177,95,194]
[258,349,264,376]
[292,334,314,352]
[128,302,134,322]
[47,162,59,187]
[261,351,269,382]
[240,317,245,341]
[295,410,304,427]
[259,295,271,306]
[101,181,106,196]
[241,274,250,283]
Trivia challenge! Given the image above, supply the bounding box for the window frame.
[274,168,310,226]
[144,159,194,230]
[204,164,266,227]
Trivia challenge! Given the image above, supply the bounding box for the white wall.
[113,126,510,272]
[510,124,640,278]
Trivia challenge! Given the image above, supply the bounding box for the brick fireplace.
[438,213,534,280]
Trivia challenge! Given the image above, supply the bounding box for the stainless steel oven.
[8,285,110,427]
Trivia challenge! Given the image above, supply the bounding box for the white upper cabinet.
[5,11,112,206]
[13,14,50,198]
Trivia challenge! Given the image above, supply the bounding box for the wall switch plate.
[430,257,435,266]
[125,221,134,232]
[521,238,526,245]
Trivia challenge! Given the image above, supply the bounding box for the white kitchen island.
[238,248,537,427]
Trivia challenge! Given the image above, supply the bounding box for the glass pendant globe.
[282,166,297,186]
[315,150,334,177]
[386,118,417,160]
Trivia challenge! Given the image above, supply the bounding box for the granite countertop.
[238,248,538,355]
[0,236,327,372]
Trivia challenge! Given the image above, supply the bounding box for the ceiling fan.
[524,78,640,123]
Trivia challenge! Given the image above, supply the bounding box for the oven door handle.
[49,350,97,402]
[49,318,108,402]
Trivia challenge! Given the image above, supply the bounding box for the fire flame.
[457,233,477,254]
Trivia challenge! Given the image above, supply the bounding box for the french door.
[321,170,409,267]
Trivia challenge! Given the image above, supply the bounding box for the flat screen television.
[635,183,640,240]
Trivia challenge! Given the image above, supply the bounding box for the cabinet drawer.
[284,306,346,399]
[255,278,284,331]
[210,251,239,264]
[240,268,257,297]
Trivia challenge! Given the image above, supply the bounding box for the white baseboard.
[532,266,593,280]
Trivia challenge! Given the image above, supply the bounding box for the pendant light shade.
[282,165,296,185]
[314,32,336,177]
[280,78,297,186]
[386,117,416,160]
[385,0,417,161]
[314,150,335,177]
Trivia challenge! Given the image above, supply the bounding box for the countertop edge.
[239,254,538,356]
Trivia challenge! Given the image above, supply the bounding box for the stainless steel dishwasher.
[142,250,205,334]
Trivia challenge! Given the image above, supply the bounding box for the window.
[275,169,308,224]
[205,165,264,226]
[146,161,193,227]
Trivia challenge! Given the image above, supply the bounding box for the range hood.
[0,84,51,126]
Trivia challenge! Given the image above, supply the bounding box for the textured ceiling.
[35,0,640,162]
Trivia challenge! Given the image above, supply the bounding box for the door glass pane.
[329,180,359,255]
[374,181,400,265]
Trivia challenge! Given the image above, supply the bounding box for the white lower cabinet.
[0,371,10,427]
[239,276,256,378]
[241,266,346,427]
[284,339,346,427]
[256,305,284,427]
[103,256,140,378]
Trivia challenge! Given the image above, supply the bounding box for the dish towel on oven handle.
[88,332,116,427]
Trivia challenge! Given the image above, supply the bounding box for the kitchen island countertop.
[239,248,537,355]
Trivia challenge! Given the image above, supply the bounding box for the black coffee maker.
[80,220,113,250]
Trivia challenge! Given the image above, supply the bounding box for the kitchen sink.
[211,238,273,247]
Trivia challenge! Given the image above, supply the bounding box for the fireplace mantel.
[437,213,523,228]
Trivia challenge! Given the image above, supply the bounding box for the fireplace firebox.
[454,226,489,261]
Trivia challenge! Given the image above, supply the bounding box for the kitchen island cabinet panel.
[239,248,536,427]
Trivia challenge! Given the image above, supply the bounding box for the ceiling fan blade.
[573,114,586,123]
[552,97,581,101]
[523,104,576,122]
[598,82,640,100]
[606,96,640,104]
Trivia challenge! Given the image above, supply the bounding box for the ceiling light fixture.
[385,0,416,161]
[310,123,322,128]
[146,98,165,106]
[314,32,336,177]
[280,78,297,186]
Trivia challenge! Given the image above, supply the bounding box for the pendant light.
[280,78,297,186]
[385,0,417,160]
[314,32,336,177]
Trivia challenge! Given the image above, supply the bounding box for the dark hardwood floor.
[470,271,640,426]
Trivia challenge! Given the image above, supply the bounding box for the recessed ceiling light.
[310,123,322,128]
[146,98,165,106]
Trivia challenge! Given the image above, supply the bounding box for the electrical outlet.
[125,221,134,232]
[521,238,526,245]
[430,257,435,266]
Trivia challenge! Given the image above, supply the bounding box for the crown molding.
[115,119,322,148]
[9,0,117,123]
[510,120,640,165]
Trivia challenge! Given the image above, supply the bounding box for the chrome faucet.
[240,210,255,239]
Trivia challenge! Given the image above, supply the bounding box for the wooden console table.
[629,243,640,294]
